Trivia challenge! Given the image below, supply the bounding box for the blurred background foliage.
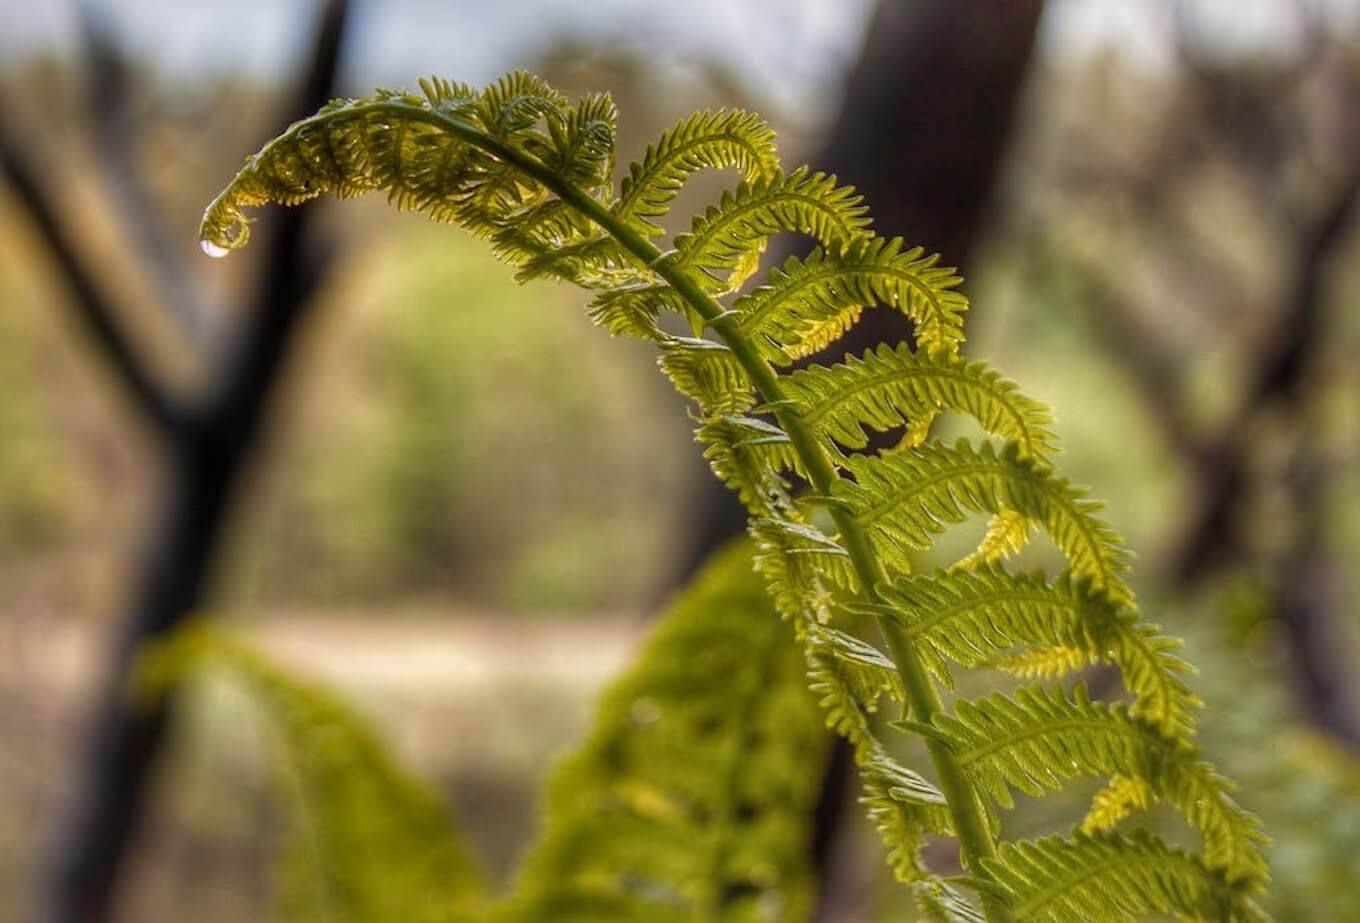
[228,229,693,610]
[2,1,1360,921]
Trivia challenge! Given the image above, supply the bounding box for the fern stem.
[323,103,1011,920]
[671,282,1012,923]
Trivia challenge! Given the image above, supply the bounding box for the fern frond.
[934,683,1268,887]
[986,644,1088,679]
[612,109,779,233]
[804,633,955,852]
[954,508,1033,572]
[658,337,753,415]
[473,69,568,136]
[203,70,1269,922]
[778,345,1056,463]
[586,283,689,340]
[138,625,486,923]
[808,637,955,884]
[1081,773,1154,834]
[805,611,960,892]
[500,542,826,923]
[511,229,640,288]
[698,416,801,515]
[670,167,871,293]
[984,831,1257,922]
[837,440,1134,606]
[749,516,840,627]
[913,880,989,923]
[200,78,649,292]
[748,516,859,599]
[880,566,1199,736]
[753,517,967,899]
[783,304,866,362]
[815,624,905,705]
[860,751,956,884]
[539,91,617,191]
[732,238,968,364]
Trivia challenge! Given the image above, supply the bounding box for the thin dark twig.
[76,2,211,346]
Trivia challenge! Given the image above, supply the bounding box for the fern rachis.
[200,72,1269,921]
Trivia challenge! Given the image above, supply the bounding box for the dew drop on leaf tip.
[200,239,230,259]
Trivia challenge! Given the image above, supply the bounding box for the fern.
[671,166,872,294]
[731,238,969,365]
[612,108,779,233]
[144,543,826,923]
[981,831,1264,923]
[201,71,1269,921]
[877,566,1200,736]
[136,625,487,923]
[834,441,1134,607]
[776,344,1056,461]
[499,541,827,921]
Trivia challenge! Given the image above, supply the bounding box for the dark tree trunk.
[0,6,350,921]
[41,207,329,923]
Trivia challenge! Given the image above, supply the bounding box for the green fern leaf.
[836,440,1134,606]
[670,167,871,293]
[808,641,955,886]
[984,830,1259,922]
[859,751,957,885]
[1081,773,1154,834]
[499,542,827,923]
[137,626,486,923]
[935,683,1268,887]
[985,644,1088,679]
[953,508,1033,572]
[472,70,568,136]
[698,416,802,516]
[749,516,859,602]
[913,880,989,923]
[732,237,968,364]
[612,109,779,233]
[539,91,617,191]
[778,345,1056,463]
[658,337,754,415]
[815,623,905,705]
[880,566,1199,736]
[200,78,649,292]
[586,283,690,340]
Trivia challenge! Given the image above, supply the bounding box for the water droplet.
[199,239,230,259]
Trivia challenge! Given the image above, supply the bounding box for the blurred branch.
[0,125,180,432]
[77,2,211,348]
[1277,446,1360,749]
[39,3,350,922]
[1019,10,1360,752]
[1172,168,1360,585]
[1173,0,1322,197]
[1026,232,1207,464]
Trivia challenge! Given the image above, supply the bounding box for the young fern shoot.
[200,71,1269,922]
